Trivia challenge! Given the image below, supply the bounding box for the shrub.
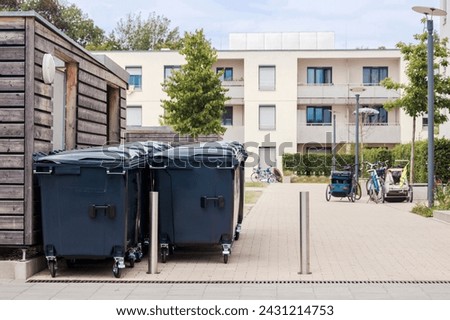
[411,203,433,217]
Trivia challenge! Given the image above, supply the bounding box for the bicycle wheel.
[349,186,356,202]
[250,172,259,183]
[354,182,362,200]
[325,184,331,201]
[367,180,376,203]
[365,179,371,195]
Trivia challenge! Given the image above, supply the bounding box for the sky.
[71,0,444,50]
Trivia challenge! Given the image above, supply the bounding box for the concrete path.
[3,183,450,299]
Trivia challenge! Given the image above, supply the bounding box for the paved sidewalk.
[3,183,450,299]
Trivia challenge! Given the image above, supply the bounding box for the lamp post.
[350,86,366,184]
[332,112,336,172]
[412,6,447,208]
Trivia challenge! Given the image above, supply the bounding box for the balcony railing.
[223,125,245,141]
[297,83,400,104]
[222,80,244,102]
[297,122,401,144]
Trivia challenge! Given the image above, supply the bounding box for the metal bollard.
[299,192,311,274]
[147,191,159,274]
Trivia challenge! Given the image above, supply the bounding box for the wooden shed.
[0,12,129,247]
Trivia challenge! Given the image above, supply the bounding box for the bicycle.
[343,164,362,201]
[365,161,385,203]
[250,165,276,183]
[365,160,388,195]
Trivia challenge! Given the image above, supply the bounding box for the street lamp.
[350,86,366,184]
[412,6,447,208]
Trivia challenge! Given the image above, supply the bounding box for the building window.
[126,106,142,127]
[126,67,142,90]
[259,66,276,91]
[363,67,388,85]
[259,105,276,130]
[422,114,428,127]
[164,65,181,79]
[217,67,233,81]
[307,67,332,84]
[306,106,332,125]
[222,106,233,126]
[363,105,388,124]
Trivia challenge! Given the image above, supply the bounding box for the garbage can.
[34,141,168,278]
[152,141,247,264]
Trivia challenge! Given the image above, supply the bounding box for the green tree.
[112,12,181,50]
[381,26,450,183]
[161,29,229,138]
[2,0,106,48]
[59,4,105,47]
[0,0,21,10]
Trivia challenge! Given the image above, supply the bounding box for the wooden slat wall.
[34,21,127,149]
[0,17,26,245]
[0,15,128,246]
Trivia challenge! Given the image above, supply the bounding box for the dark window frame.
[306,106,332,125]
[126,66,142,90]
[363,66,388,86]
[307,67,332,84]
[362,105,389,125]
[217,67,233,81]
[222,106,233,126]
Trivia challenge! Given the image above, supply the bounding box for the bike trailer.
[330,171,352,197]
[383,162,412,202]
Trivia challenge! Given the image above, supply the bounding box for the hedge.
[282,138,450,183]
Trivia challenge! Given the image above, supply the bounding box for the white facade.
[100,48,428,173]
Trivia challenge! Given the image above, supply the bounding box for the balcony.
[297,83,400,105]
[297,123,401,144]
[223,80,244,104]
[223,125,244,142]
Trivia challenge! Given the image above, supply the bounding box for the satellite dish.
[42,53,56,84]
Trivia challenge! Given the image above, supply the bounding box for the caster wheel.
[161,248,168,263]
[113,262,121,278]
[48,260,56,278]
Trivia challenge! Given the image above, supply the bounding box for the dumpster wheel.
[112,261,121,278]
[48,260,56,278]
[161,247,168,263]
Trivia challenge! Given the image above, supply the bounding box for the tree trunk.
[410,116,416,184]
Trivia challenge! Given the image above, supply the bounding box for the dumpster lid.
[153,141,247,167]
[34,141,170,166]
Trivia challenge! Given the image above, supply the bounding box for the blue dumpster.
[152,141,247,264]
[34,141,168,278]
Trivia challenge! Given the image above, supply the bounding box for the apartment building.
[102,45,419,173]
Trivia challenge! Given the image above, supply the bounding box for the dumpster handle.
[89,205,116,219]
[33,168,53,175]
[106,169,126,175]
[216,165,235,169]
[201,196,225,208]
[149,165,168,169]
